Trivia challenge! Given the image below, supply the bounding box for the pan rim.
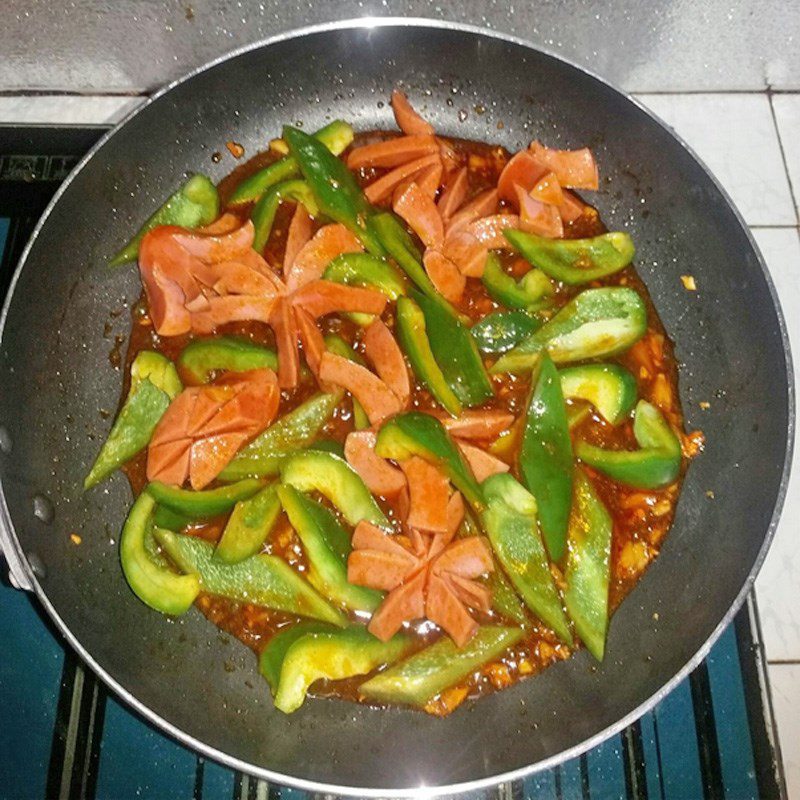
[0,16,794,797]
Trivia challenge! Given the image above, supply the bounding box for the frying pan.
[0,19,793,796]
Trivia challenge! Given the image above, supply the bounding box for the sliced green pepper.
[279,485,382,613]
[154,528,346,626]
[283,125,384,255]
[215,484,282,564]
[152,505,192,530]
[228,120,354,205]
[481,474,572,644]
[323,334,369,429]
[110,174,219,266]
[120,493,200,615]
[264,625,413,713]
[369,212,443,304]
[375,412,484,513]
[559,363,637,425]
[130,350,183,398]
[520,355,573,562]
[307,438,346,458]
[505,229,635,285]
[396,296,462,417]
[576,400,682,489]
[251,179,319,253]
[492,287,647,375]
[146,478,263,519]
[280,450,389,529]
[323,253,408,300]
[360,626,524,707]
[84,351,182,489]
[178,336,277,384]
[412,290,494,408]
[481,252,554,311]
[220,392,342,480]
[459,509,528,625]
[259,621,335,691]
[564,469,613,661]
[471,310,541,355]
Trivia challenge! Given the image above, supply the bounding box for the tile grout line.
[767,93,800,227]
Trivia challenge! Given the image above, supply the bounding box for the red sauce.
[121,132,688,715]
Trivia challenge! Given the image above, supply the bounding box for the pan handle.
[0,504,33,592]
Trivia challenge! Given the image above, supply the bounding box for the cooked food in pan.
[87,91,701,716]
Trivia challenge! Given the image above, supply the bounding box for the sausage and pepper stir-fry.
[86,92,702,716]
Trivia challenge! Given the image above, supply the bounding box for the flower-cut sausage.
[347,513,494,647]
[344,430,407,499]
[139,221,282,337]
[147,368,279,489]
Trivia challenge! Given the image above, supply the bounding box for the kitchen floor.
[1,88,798,796]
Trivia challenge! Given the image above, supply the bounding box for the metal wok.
[0,19,793,796]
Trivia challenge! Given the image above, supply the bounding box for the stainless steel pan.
[0,19,793,796]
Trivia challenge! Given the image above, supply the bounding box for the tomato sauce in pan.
[121,132,693,715]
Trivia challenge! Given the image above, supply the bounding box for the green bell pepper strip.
[576,400,682,489]
[266,626,414,713]
[520,355,574,562]
[471,310,541,355]
[368,212,443,303]
[459,509,528,625]
[481,252,554,311]
[396,296,462,417]
[219,392,342,480]
[360,626,524,707]
[323,334,369,429]
[178,336,278,383]
[214,484,282,564]
[375,412,485,513]
[120,493,200,615]
[130,350,183,398]
[152,505,192,530]
[280,450,389,529]
[251,179,319,252]
[109,174,219,266]
[307,438,346,458]
[283,125,385,255]
[323,252,409,300]
[279,485,383,613]
[154,528,347,626]
[259,621,335,691]
[481,474,572,644]
[505,229,635,286]
[412,289,494,408]
[564,469,613,661]
[228,120,354,206]
[84,351,182,489]
[559,363,637,425]
[146,478,263,519]
[492,287,647,375]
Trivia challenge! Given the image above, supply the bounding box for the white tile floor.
[1,92,798,794]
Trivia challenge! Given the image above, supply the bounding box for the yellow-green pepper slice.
[505,229,635,285]
[109,174,219,266]
[154,528,346,626]
[120,493,200,615]
[84,351,182,489]
[576,400,682,489]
